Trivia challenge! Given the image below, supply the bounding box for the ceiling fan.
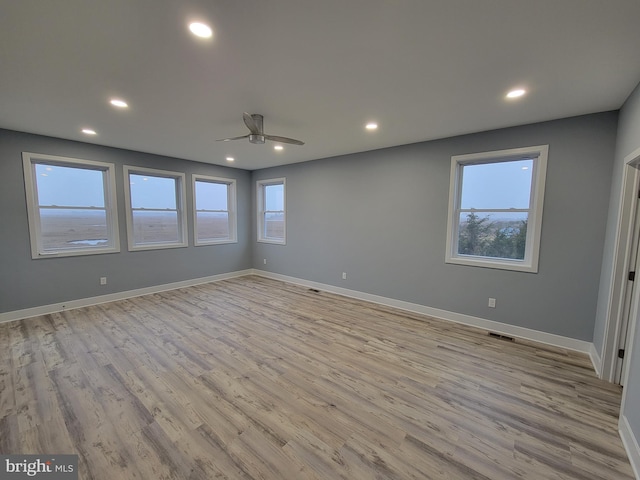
[217,112,304,145]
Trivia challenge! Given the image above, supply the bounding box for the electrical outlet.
[488,297,496,308]
[263,259,267,265]
[100,277,107,285]
[342,272,347,280]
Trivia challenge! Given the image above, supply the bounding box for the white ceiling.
[2,1,640,171]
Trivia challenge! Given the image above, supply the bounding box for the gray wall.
[253,112,617,341]
[1,113,619,342]
[603,80,640,450]
[594,81,640,355]
[0,129,252,313]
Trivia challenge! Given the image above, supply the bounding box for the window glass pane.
[130,174,177,209]
[265,212,284,239]
[257,178,285,244]
[457,211,528,260]
[265,184,284,211]
[24,154,119,258]
[35,164,105,207]
[39,209,108,251]
[195,181,228,210]
[460,159,533,210]
[132,211,178,244]
[196,212,229,241]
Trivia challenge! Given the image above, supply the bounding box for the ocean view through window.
[123,166,188,251]
[193,175,237,245]
[22,152,120,258]
[257,178,286,244]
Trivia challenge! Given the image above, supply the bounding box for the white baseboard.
[0,269,253,324]
[590,342,603,377]
[1,267,594,359]
[620,415,640,480]
[252,269,593,355]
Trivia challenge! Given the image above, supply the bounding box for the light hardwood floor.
[0,275,635,479]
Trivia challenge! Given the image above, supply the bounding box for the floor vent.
[308,288,320,293]
[488,332,515,342]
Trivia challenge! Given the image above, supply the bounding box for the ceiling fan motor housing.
[249,114,265,143]
[216,112,303,145]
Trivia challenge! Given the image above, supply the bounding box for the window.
[257,178,286,244]
[22,152,120,258]
[193,175,237,245]
[445,145,548,273]
[123,166,187,250]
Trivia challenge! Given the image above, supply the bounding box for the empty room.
[2,1,640,479]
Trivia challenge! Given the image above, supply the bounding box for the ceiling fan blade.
[264,134,305,146]
[215,134,250,142]
[243,112,261,135]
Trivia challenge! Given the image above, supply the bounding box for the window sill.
[257,238,286,245]
[33,246,121,259]
[445,255,538,273]
[127,242,189,252]
[195,239,238,246]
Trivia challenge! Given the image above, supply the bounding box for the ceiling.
[2,1,640,171]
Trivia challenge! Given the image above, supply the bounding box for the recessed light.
[226,157,234,162]
[110,98,128,108]
[506,88,526,99]
[522,166,529,170]
[274,145,284,151]
[82,128,97,135]
[365,122,378,130]
[189,22,212,38]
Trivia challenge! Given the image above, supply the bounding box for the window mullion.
[39,205,107,211]
[458,208,530,213]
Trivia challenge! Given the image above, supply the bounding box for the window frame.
[192,174,237,245]
[445,145,548,273]
[22,152,120,259]
[123,165,188,251]
[257,177,286,245]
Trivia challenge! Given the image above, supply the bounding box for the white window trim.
[445,145,548,273]
[22,152,120,259]
[257,177,286,245]
[123,165,188,251]
[192,174,237,245]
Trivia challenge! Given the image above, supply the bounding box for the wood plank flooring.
[0,275,635,479]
